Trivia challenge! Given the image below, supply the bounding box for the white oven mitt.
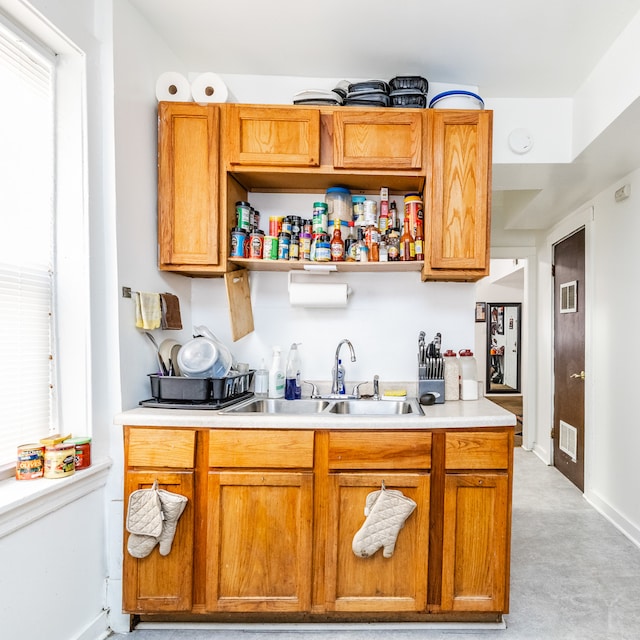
[126,483,188,559]
[352,482,417,559]
[126,480,163,537]
[156,488,188,556]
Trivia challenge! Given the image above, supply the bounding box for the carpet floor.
[109,447,640,639]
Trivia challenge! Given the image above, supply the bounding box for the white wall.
[0,0,117,638]
[534,170,640,548]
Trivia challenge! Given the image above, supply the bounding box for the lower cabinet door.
[205,470,314,612]
[122,471,194,613]
[324,472,430,612]
[441,472,510,612]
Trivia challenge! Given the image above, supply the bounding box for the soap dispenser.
[268,346,285,399]
[285,343,302,400]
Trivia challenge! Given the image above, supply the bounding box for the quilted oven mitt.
[127,485,188,559]
[352,483,417,559]
[126,480,163,537]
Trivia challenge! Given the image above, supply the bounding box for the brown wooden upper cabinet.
[423,110,493,281]
[333,109,423,171]
[225,105,320,167]
[158,102,225,274]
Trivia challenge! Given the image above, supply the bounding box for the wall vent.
[559,420,578,461]
[560,280,578,313]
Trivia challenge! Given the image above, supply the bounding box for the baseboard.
[73,610,110,640]
[584,491,640,550]
[137,620,506,631]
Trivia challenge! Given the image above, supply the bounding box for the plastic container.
[443,350,460,401]
[458,349,479,400]
[284,343,302,400]
[325,187,351,224]
[332,359,346,394]
[67,436,92,470]
[389,76,428,93]
[429,90,484,110]
[390,91,427,108]
[254,360,268,397]
[268,346,285,399]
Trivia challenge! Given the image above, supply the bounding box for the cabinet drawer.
[226,105,320,166]
[209,429,314,468]
[445,431,510,470]
[328,431,431,470]
[127,427,196,468]
[333,110,423,170]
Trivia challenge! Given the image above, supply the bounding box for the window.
[0,18,56,468]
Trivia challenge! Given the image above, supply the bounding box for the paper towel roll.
[191,72,228,104]
[156,72,192,102]
[289,282,349,308]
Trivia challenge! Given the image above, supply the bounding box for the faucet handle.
[351,381,368,399]
[302,380,320,399]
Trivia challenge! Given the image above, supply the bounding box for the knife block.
[418,378,445,404]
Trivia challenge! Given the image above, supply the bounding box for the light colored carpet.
[109,448,640,640]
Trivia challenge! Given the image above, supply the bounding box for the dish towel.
[352,481,417,558]
[160,292,183,330]
[135,292,162,330]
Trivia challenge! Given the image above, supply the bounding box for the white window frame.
[0,4,91,480]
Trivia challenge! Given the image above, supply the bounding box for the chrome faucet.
[331,339,357,396]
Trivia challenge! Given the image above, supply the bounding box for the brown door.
[553,228,586,490]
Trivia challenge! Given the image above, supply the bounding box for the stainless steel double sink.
[221,397,423,416]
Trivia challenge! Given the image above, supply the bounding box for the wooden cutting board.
[224,269,254,341]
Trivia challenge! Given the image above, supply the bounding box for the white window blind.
[0,19,56,465]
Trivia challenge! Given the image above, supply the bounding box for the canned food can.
[363,199,378,226]
[230,228,247,258]
[16,443,44,480]
[312,202,328,234]
[300,232,312,260]
[66,437,92,471]
[235,201,251,231]
[404,193,423,238]
[249,230,264,259]
[277,232,291,260]
[289,233,300,261]
[269,216,283,236]
[263,235,278,260]
[44,443,76,479]
[314,233,331,262]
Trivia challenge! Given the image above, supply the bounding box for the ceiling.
[129,0,640,235]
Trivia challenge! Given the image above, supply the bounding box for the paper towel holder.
[287,270,351,308]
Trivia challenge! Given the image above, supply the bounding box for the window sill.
[0,458,112,538]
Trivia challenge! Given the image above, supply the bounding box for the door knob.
[570,371,585,380]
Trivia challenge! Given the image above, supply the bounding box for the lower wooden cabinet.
[441,472,509,611]
[122,425,512,620]
[325,472,430,612]
[205,470,314,612]
[122,470,195,613]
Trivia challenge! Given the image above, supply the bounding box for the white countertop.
[114,397,516,430]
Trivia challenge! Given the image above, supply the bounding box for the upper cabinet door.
[426,110,492,277]
[226,105,320,167]
[333,110,423,170]
[158,102,221,269]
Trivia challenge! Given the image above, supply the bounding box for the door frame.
[542,207,594,493]
[489,249,535,451]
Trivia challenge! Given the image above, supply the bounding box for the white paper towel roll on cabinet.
[191,72,229,104]
[156,72,192,102]
[289,282,350,308]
